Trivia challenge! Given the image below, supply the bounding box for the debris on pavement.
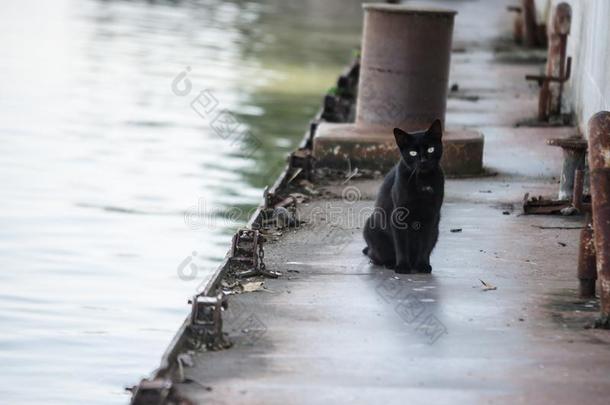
[241,281,266,293]
[480,279,497,291]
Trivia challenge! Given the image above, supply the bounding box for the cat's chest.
[395,182,440,202]
[393,181,442,218]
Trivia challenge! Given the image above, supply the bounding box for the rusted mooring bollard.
[356,5,456,130]
[313,4,484,176]
[588,112,610,328]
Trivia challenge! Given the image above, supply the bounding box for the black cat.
[363,119,444,274]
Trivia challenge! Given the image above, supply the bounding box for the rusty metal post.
[521,0,539,47]
[588,112,610,328]
[547,3,571,117]
[356,4,456,130]
[574,169,597,297]
[506,5,524,44]
[578,220,597,298]
[547,137,587,200]
[525,3,571,122]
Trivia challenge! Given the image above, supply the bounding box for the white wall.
[537,0,610,137]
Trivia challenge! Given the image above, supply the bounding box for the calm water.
[0,0,362,403]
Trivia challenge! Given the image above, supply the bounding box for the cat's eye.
[409,150,417,157]
[427,147,435,153]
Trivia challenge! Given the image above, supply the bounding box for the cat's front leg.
[413,219,439,273]
[391,226,412,274]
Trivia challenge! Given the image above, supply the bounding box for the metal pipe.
[356,4,456,130]
[588,111,610,327]
[573,169,585,211]
[559,145,584,200]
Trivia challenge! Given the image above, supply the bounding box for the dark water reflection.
[0,0,363,403]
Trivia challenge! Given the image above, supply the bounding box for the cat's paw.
[394,265,414,274]
[415,264,432,273]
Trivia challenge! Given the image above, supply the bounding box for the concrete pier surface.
[171,1,610,404]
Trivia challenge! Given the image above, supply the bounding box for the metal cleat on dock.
[229,229,279,278]
[188,293,231,350]
[128,378,172,405]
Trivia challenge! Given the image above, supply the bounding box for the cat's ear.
[393,127,412,149]
[427,119,443,141]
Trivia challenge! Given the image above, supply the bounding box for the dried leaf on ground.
[480,279,497,291]
[241,281,266,293]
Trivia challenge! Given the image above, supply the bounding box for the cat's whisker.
[406,166,417,184]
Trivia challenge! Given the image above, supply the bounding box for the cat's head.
[393,119,443,172]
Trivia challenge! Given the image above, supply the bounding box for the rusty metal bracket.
[128,378,172,405]
[525,56,572,85]
[522,193,571,215]
[230,229,279,278]
[524,136,588,215]
[188,292,231,350]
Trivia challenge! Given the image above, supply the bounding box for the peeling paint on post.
[588,111,610,327]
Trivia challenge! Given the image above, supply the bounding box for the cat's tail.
[362,246,369,256]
